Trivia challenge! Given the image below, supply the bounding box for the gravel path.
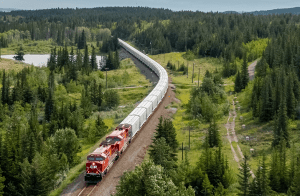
[248,60,258,81]
[61,50,175,196]
[225,100,255,178]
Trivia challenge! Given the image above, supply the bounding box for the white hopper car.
[118,39,169,139]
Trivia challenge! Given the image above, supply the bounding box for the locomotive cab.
[85,149,108,182]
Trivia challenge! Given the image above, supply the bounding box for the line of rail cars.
[85,38,168,182]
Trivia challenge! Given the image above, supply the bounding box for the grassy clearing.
[1,39,103,55]
[0,58,29,71]
[150,52,240,186]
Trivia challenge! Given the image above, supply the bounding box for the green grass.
[150,52,239,178]
[0,58,30,71]
[1,39,103,55]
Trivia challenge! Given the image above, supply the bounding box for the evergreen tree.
[249,153,271,196]
[272,92,289,147]
[47,47,57,71]
[104,51,113,70]
[149,137,177,171]
[45,90,54,122]
[90,45,97,70]
[103,89,120,109]
[202,174,214,196]
[0,167,5,196]
[241,53,249,89]
[207,121,221,148]
[286,74,295,119]
[255,57,269,78]
[75,49,83,70]
[238,155,251,196]
[83,45,89,74]
[154,116,179,151]
[234,71,242,93]
[21,154,50,196]
[13,46,25,61]
[1,70,8,105]
[214,183,228,196]
[113,49,120,69]
[80,87,91,118]
[77,30,86,49]
[95,115,108,138]
[259,75,273,122]
[269,140,288,193]
[288,165,300,195]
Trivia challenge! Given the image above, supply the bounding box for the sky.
[1,0,300,12]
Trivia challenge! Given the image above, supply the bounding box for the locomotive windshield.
[87,157,95,161]
[96,157,104,161]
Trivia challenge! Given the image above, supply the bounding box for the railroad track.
[62,38,172,196]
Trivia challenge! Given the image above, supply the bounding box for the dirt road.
[225,100,255,178]
[248,60,258,81]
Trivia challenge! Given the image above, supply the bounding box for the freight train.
[84,38,168,182]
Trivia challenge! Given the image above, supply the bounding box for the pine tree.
[45,90,54,122]
[286,74,295,119]
[272,92,289,147]
[202,174,214,196]
[249,153,271,196]
[273,72,282,115]
[241,53,249,89]
[90,45,97,70]
[234,71,242,93]
[80,87,91,118]
[288,165,300,195]
[259,75,273,122]
[207,121,221,148]
[77,30,86,49]
[13,46,25,61]
[1,70,7,105]
[270,140,288,193]
[75,49,83,70]
[214,183,228,196]
[113,50,120,69]
[104,51,113,70]
[95,115,108,138]
[47,47,57,71]
[0,167,5,196]
[83,45,89,74]
[21,154,50,196]
[149,137,177,171]
[154,116,179,151]
[238,155,251,196]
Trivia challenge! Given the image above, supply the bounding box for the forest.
[0,6,300,196]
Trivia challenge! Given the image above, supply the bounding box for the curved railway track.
[62,39,174,196]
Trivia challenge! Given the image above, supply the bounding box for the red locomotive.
[85,124,131,182]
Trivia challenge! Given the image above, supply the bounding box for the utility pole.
[105,68,109,89]
[189,126,191,149]
[185,30,187,52]
[150,41,152,55]
[0,42,1,59]
[198,68,200,87]
[187,62,188,78]
[192,63,195,83]
[178,61,179,70]
[182,142,183,160]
